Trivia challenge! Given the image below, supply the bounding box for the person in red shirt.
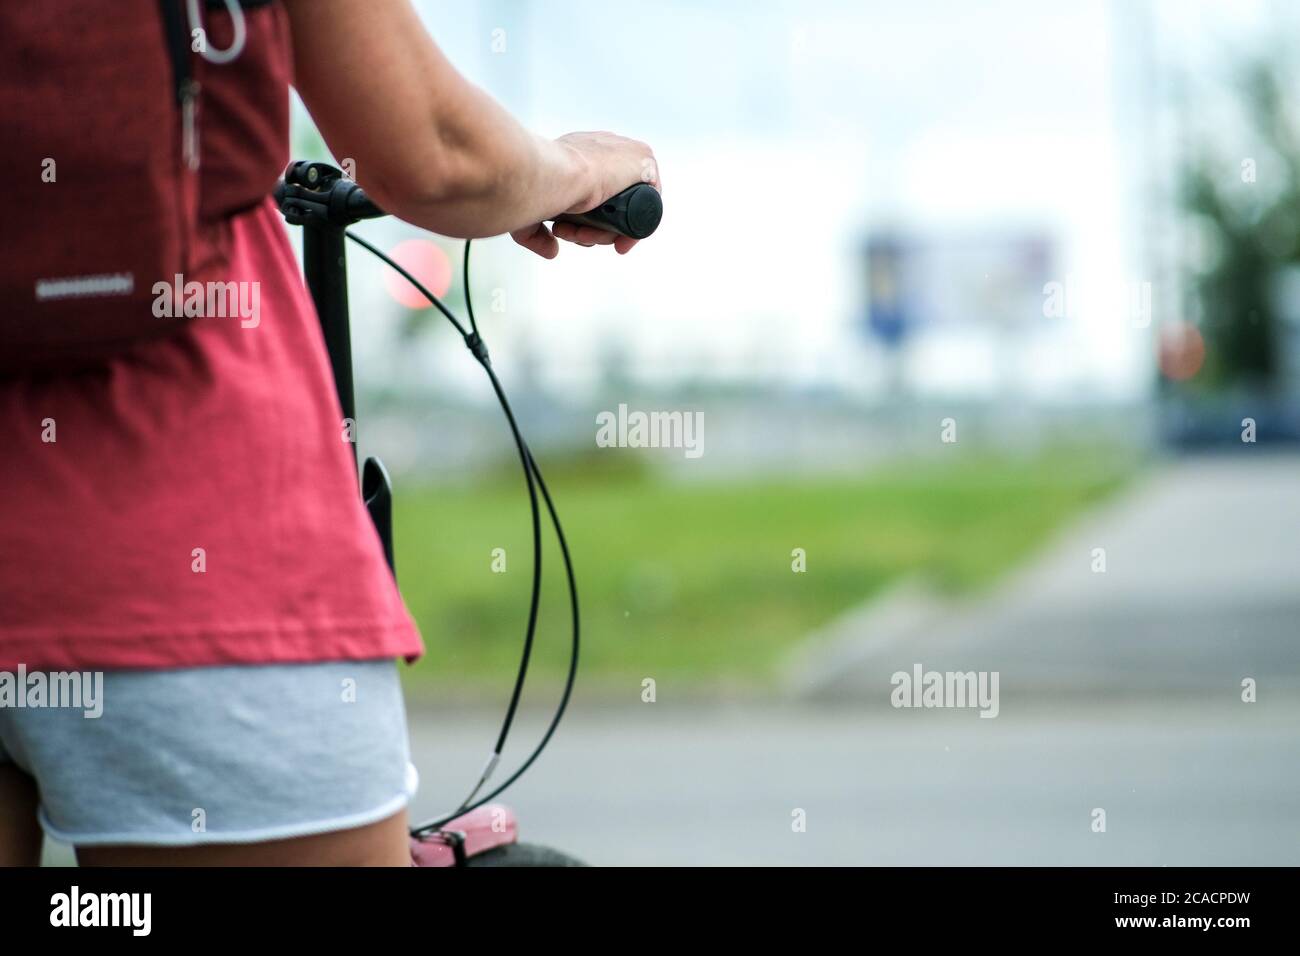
[0,0,658,866]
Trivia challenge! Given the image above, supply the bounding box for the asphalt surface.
[407,700,1300,866]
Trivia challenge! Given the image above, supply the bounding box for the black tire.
[463,842,587,867]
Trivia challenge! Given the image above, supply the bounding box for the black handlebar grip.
[552,182,662,239]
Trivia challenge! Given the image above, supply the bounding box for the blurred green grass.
[394,450,1134,692]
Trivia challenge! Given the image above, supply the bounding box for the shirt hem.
[0,618,424,672]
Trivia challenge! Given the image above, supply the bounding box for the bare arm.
[283,0,658,256]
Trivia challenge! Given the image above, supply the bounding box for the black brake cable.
[342,231,580,833]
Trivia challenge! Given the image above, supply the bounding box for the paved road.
[791,454,1300,701]
[409,456,1300,866]
[407,700,1300,866]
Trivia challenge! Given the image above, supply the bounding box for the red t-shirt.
[0,199,423,671]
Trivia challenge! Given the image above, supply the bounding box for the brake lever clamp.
[274,161,384,228]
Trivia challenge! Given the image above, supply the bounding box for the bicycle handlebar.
[275,162,384,228]
[552,182,662,239]
[276,162,662,239]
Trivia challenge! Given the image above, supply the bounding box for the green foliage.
[1178,56,1300,391]
[393,451,1132,691]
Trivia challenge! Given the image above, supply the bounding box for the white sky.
[303,0,1286,403]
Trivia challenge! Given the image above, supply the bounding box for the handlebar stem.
[275,161,385,229]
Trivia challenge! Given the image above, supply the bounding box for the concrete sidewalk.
[788,454,1300,703]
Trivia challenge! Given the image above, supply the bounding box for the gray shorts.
[0,659,417,847]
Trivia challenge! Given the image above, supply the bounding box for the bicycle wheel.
[464,843,587,867]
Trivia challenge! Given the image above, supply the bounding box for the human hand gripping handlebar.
[276,160,663,240]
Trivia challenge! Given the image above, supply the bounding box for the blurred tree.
[1178,56,1300,393]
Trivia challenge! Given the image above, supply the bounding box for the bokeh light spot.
[1157,321,1206,381]
[382,239,452,309]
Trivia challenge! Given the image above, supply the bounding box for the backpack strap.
[157,1,199,167]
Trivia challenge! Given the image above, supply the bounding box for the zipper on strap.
[158,0,201,169]
[180,79,200,170]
